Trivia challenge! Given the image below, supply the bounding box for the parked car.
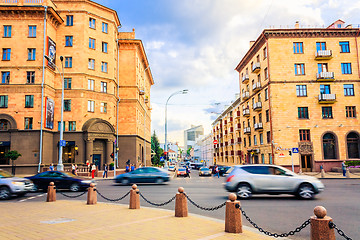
[224,165,324,199]
[115,167,170,185]
[0,169,34,200]
[26,171,95,192]
[199,167,212,176]
[176,167,189,177]
[168,165,176,171]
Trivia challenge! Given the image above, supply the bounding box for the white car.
[0,169,34,200]
[224,165,324,199]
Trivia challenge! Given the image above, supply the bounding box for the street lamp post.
[143,65,149,167]
[164,89,188,167]
[45,55,65,171]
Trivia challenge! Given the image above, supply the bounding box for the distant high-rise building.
[184,125,204,157]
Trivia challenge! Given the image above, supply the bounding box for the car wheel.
[297,183,315,200]
[155,178,164,184]
[0,186,11,200]
[121,178,129,185]
[236,183,252,199]
[70,183,81,192]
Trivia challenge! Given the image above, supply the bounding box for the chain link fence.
[56,189,88,198]
[96,189,130,202]
[329,221,353,240]
[185,193,226,211]
[139,192,176,207]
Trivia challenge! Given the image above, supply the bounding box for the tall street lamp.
[45,55,65,171]
[143,65,149,167]
[164,89,188,167]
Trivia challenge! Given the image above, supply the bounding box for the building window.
[341,63,352,74]
[323,133,337,159]
[322,107,333,119]
[2,48,11,60]
[318,63,328,74]
[254,135,257,145]
[316,42,326,51]
[102,22,108,33]
[24,117,33,130]
[0,95,8,108]
[65,36,73,47]
[0,119,9,130]
[28,26,36,37]
[347,132,360,159]
[264,68,268,79]
[267,131,271,144]
[299,129,310,142]
[25,95,34,108]
[88,79,94,90]
[1,71,10,84]
[346,106,356,118]
[66,15,73,26]
[100,102,107,113]
[260,133,263,145]
[64,78,71,89]
[88,100,95,112]
[320,84,331,94]
[339,41,350,53]
[296,85,307,97]
[58,121,65,131]
[298,107,309,119]
[266,110,269,122]
[27,71,35,84]
[65,57,72,68]
[64,100,71,111]
[264,88,268,100]
[27,48,36,60]
[344,84,354,96]
[294,63,305,75]
[88,59,95,70]
[68,121,76,131]
[89,18,96,29]
[263,47,267,59]
[293,42,303,53]
[101,62,108,73]
[248,136,251,147]
[243,138,246,147]
[89,38,95,49]
[101,81,107,93]
[3,26,11,37]
[259,113,262,123]
[102,42,108,53]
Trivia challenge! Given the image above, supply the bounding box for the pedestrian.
[342,161,346,177]
[71,164,76,175]
[49,163,54,171]
[186,166,191,178]
[91,163,96,179]
[75,164,78,175]
[131,164,135,172]
[215,165,220,178]
[320,164,323,171]
[103,164,108,178]
[125,164,130,172]
[88,162,92,177]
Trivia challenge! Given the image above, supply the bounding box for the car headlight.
[81,180,92,184]
[12,181,25,186]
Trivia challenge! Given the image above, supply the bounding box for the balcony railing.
[244,127,251,134]
[252,62,261,73]
[242,91,250,100]
[316,72,335,81]
[252,82,261,92]
[254,122,263,131]
[318,94,336,103]
[253,102,262,111]
[315,50,332,60]
[242,74,249,83]
[243,108,250,117]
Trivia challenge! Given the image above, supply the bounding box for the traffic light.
[110,152,114,158]
[289,151,292,156]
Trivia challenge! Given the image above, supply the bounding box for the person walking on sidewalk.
[131,164,135,172]
[71,164,76,175]
[91,163,96,179]
[215,165,220,178]
[103,164,108,178]
[186,166,191,178]
[342,161,347,177]
[49,163,54,171]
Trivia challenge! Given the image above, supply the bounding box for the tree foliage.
[151,131,163,166]
[5,150,21,161]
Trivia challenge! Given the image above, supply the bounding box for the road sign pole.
[291,150,294,172]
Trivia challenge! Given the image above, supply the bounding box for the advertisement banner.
[45,97,54,129]
[47,36,56,68]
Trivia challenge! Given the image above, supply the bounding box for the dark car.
[26,171,95,192]
[114,167,170,185]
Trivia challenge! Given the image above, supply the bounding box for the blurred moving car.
[26,171,95,192]
[115,167,170,185]
[199,167,212,176]
[219,166,232,176]
[168,165,176,171]
[224,165,324,200]
[0,169,33,200]
[176,167,189,177]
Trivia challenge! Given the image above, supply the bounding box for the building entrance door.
[301,155,312,172]
[93,154,101,170]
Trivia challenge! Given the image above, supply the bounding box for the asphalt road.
[9,170,360,240]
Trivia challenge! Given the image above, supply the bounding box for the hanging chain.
[95,189,130,202]
[57,190,88,198]
[184,193,226,211]
[329,221,353,240]
[139,192,176,206]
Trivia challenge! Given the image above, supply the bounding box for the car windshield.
[200,167,209,171]
[0,170,13,178]
[178,168,186,171]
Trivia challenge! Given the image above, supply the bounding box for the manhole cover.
[41,218,75,224]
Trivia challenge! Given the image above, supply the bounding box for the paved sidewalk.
[0,200,276,240]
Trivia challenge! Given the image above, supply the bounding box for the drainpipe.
[38,6,48,173]
[355,29,360,78]
[115,26,122,176]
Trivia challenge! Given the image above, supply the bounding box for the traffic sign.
[59,140,66,147]
[213,140,218,144]
[279,153,285,158]
[292,148,299,153]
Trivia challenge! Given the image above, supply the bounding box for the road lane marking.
[18,193,45,202]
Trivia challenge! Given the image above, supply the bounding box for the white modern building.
[184,125,204,158]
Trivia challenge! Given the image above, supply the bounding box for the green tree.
[151,131,163,166]
[5,150,21,175]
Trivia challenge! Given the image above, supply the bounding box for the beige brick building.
[0,0,153,173]
[213,20,360,172]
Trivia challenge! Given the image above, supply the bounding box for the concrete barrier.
[175,187,188,217]
[129,184,140,209]
[310,206,335,240]
[225,193,242,233]
[46,182,56,202]
[87,183,97,205]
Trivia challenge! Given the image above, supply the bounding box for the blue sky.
[94,0,360,146]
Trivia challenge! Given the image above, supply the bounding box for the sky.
[94,0,360,146]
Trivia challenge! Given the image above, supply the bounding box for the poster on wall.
[45,97,54,129]
[47,36,56,68]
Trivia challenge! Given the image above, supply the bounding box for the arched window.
[323,133,337,159]
[0,119,9,130]
[347,132,360,159]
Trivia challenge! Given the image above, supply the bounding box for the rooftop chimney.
[295,21,300,29]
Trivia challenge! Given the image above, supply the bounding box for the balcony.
[254,122,263,131]
[316,72,335,81]
[243,108,250,117]
[253,102,262,111]
[252,62,261,73]
[242,74,249,84]
[244,127,251,134]
[235,123,241,131]
[315,50,332,60]
[318,94,336,103]
[242,91,250,100]
[235,111,241,119]
[252,82,261,93]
